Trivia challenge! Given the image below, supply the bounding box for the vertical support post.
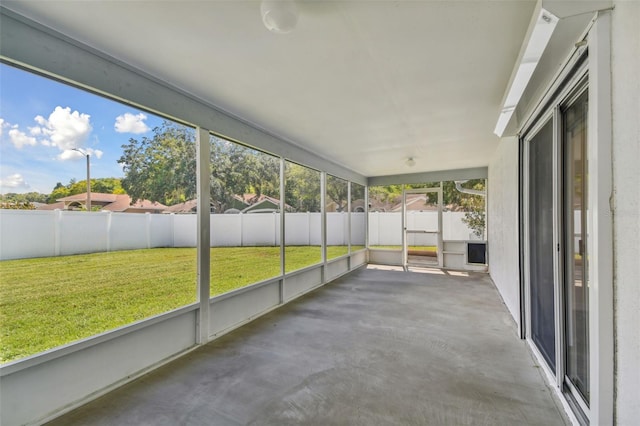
[73,148,91,211]
[279,157,285,303]
[437,182,443,268]
[402,185,407,270]
[365,183,369,263]
[85,153,91,212]
[321,172,327,281]
[347,182,352,256]
[196,127,211,344]
[587,11,613,424]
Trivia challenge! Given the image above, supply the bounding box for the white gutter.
[454,180,486,197]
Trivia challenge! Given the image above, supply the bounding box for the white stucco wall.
[487,136,520,329]
[611,1,640,423]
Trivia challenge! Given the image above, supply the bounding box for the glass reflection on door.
[564,90,589,404]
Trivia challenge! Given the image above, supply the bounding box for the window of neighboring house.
[350,183,366,251]
[0,62,197,364]
[284,161,322,273]
[326,174,349,259]
[209,134,281,295]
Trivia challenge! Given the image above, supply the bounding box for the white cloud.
[58,149,84,161]
[114,112,150,134]
[0,173,30,190]
[3,108,101,164]
[8,128,37,149]
[58,148,104,161]
[33,106,92,152]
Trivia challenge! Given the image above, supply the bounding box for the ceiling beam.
[368,167,488,187]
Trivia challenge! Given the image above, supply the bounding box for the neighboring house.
[324,200,346,213]
[368,199,395,212]
[164,199,199,214]
[163,195,292,214]
[325,199,365,212]
[322,198,366,213]
[38,192,167,213]
[351,199,365,213]
[391,194,438,212]
[238,194,294,213]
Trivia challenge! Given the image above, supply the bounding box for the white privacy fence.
[368,211,481,246]
[0,209,478,260]
[0,210,365,260]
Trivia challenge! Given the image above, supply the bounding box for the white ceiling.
[3,0,540,178]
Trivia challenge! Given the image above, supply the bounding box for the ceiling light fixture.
[406,157,416,167]
[261,0,299,34]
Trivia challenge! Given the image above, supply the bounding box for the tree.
[209,138,282,212]
[326,175,348,212]
[47,183,70,203]
[119,122,196,206]
[46,178,125,204]
[68,178,125,195]
[0,192,47,204]
[284,163,321,212]
[0,200,36,209]
[120,125,285,210]
[459,181,486,238]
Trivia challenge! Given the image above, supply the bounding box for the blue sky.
[0,62,167,194]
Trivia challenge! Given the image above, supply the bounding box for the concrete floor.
[48,266,569,426]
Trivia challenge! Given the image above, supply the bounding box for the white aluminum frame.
[585,12,614,424]
[196,127,211,344]
[522,109,555,379]
[402,186,443,270]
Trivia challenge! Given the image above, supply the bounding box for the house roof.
[240,194,294,213]
[57,193,118,203]
[391,194,438,212]
[39,192,167,213]
[237,194,276,205]
[164,200,198,214]
[37,201,65,210]
[105,196,166,213]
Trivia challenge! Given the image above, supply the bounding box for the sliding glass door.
[563,90,589,407]
[522,71,590,421]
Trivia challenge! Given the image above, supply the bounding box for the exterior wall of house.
[611,1,640,422]
[487,137,520,329]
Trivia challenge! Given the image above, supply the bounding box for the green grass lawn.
[0,246,356,363]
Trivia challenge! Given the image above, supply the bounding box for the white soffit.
[494,5,559,137]
[496,0,614,138]
[2,1,536,178]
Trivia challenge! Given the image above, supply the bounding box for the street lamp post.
[72,148,91,211]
